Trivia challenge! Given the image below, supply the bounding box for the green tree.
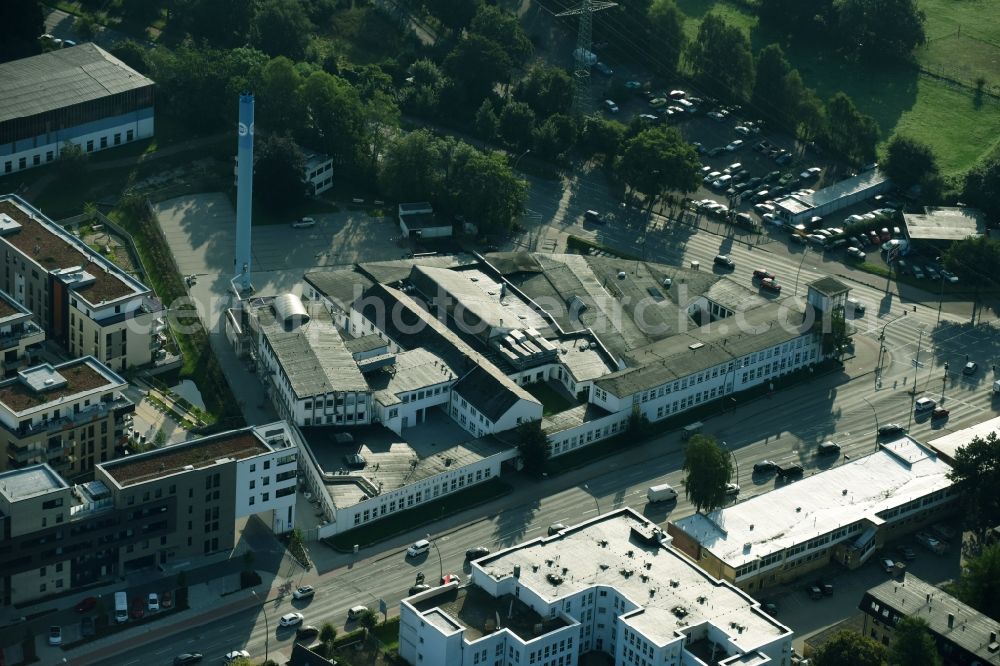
[0,0,45,62]
[320,622,337,646]
[581,117,626,159]
[379,130,444,202]
[121,0,163,25]
[358,608,379,643]
[256,57,305,134]
[516,421,550,476]
[962,157,1000,219]
[823,92,879,164]
[252,0,313,59]
[403,59,445,117]
[443,34,513,104]
[474,99,500,140]
[423,0,480,35]
[75,14,99,40]
[888,616,941,666]
[297,70,367,168]
[682,434,733,513]
[942,237,1000,323]
[795,86,827,141]
[533,114,578,162]
[646,0,686,78]
[751,44,805,128]
[758,0,835,35]
[812,630,887,666]
[836,0,926,59]
[174,0,255,48]
[947,432,1000,544]
[469,5,532,68]
[882,135,940,193]
[109,39,150,73]
[687,14,755,101]
[499,101,536,149]
[515,65,575,119]
[448,149,528,234]
[953,543,1000,619]
[363,90,401,174]
[253,132,306,211]
[58,141,88,176]
[616,126,701,207]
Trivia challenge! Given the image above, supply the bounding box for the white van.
[915,397,936,412]
[114,591,128,623]
[406,539,431,557]
[647,483,678,503]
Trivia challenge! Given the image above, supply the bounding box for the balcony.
[0,321,45,351]
[14,397,134,437]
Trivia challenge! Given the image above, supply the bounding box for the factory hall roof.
[0,43,154,124]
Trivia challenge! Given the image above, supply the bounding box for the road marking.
[221,623,235,630]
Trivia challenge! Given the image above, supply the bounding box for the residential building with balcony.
[0,422,301,606]
[0,288,45,378]
[0,356,131,478]
[0,195,163,371]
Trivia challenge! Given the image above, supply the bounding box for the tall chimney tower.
[234,93,255,292]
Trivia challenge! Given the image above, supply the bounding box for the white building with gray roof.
[400,508,792,666]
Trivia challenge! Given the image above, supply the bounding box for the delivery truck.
[647,483,678,503]
[114,591,128,623]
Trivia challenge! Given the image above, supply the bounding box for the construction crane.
[557,0,617,117]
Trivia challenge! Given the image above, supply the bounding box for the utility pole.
[907,327,924,431]
[558,0,617,117]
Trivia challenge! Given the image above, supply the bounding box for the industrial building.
[0,43,154,175]
[0,421,299,606]
[859,574,1000,664]
[400,508,793,666]
[0,196,164,371]
[397,202,453,238]
[774,170,891,224]
[668,436,957,594]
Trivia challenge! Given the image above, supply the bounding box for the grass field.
[672,0,1000,176]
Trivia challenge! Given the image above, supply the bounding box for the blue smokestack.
[235,93,254,292]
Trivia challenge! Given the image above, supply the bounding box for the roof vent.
[843,489,848,495]
[689,342,704,350]
[796,507,802,512]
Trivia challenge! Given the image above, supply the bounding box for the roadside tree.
[812,630,887,666]
[516,422,550,476]
[888,616,941,666]
[403,59,446,117]
[297,70,367,168]
[448,149,528,234]
[961,157,1000,220]
[947,431,1000,545]
[474,100,500,140]
[469,5,533,68]
[581,117,626,160]
[253,132,306,211]
[682,434,733,513]
[378,130,443,203]
[515,65,574,120]
[942,236,1000,323]
[751,44,792,121]
[686,14,754,101]
[616,126,701,208]
[882,135,941,195]
[823,92,878,165]
[443,34,513,105]
[499,101,536,149]
[953,543,1000,619]
[534,114,579,162]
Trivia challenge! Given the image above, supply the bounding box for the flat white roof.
[671,436,954,569]
[475,509,790,650]
[926,414,1000,462]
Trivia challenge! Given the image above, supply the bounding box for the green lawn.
[524,381,575,416]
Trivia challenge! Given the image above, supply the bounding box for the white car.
[148,592,160,613]
[703,171,722,184]
[725,483,740,496]
[725,140,744,151]
[734,125,751,136]
[224,651,251,664]
[279,612,305,627]
[292,585,315,600]
[881,558,896,574]
[846,247,866,260]
[603,99,619,113]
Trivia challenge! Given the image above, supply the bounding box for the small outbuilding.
[398,202,452,238]
[902,206,987,250]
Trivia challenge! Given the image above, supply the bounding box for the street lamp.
[511,149,531,170]
[862,397,880,450]
[723,441,740,483]
[251,589,270,663]
[582,484,601,516]
[793,246,811,295]
[907,326,926,431]
[877,313,908,382]
[426,533,444,584]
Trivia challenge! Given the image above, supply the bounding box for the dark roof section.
[0,289,27,320]
[452,366,519,422]
[101,431,269,487]
[0,43,154,124]
[0,359,118,412]
[808,276,850,297]
[400,211,451,231]
[483,252,546,275]
[0,198,146,303]
[344,334,388,354]
[303,270,373,311]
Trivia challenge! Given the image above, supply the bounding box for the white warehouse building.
[400,509,793,666]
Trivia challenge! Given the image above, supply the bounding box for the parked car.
[440,573,462,585]
[465,546,491,561]
[344,453,366,468]
[130,597,145,619]
[725,483,740,496]
[930,523,957,541]
[48,626,62,646]
[603,99,619,113]
[725,140,744,152]
[931,407,950,420]
[548,523,568,535]
[760,278,781,293]
[293,585,315,600]
[752,269,775,281]
[173,654,203,665]
[753,460,779,474]
[594,62,613,76]
[818,440,841,455]
[915,531,947,554]
[296,625,320,642]
[649,97,667,108]
[224,651,251,664]
[881,558,896,574]
[279,612,305,627]
[75,597,97,613]
[878,424,905,437]
[964,361,978,375]
[846,247,866,260]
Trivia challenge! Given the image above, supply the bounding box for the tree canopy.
[823,92,879,165]
[516,421,550,476]
[253,133,306,212]
[953,543,1000,620]
[812,630,887,666]
[687,14,755,101]
[961,157,1000,220]
[881,135,941,195]
[646,0,686,78]
[617,127,701,204]
[836,0,926,60]
[947,431,1000,543]
[251,0,314,60]
[888,616,941,666]
[682,434,733,513]
[515,65,574,120]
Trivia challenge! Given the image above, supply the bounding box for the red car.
[130,598,145,619]
[752,269,775,281]
[760,278,782,293]
[75,597,97,613]
[931,407,950,420]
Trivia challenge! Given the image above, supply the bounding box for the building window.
[86,140,94,152]
[100,136,108,149]
[114,133,121,145]
[127,129,134,141]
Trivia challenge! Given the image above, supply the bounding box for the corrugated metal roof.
[0,43,154,123]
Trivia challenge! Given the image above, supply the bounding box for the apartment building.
[0,356,131,478]
[0,196,163,371]
[0,422,300,605]
[0,288,45,378]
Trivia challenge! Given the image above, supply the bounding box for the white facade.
[449,390,541,438]
[233,426,299,534]
[304,151,334,195]
[2,116,154,176]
